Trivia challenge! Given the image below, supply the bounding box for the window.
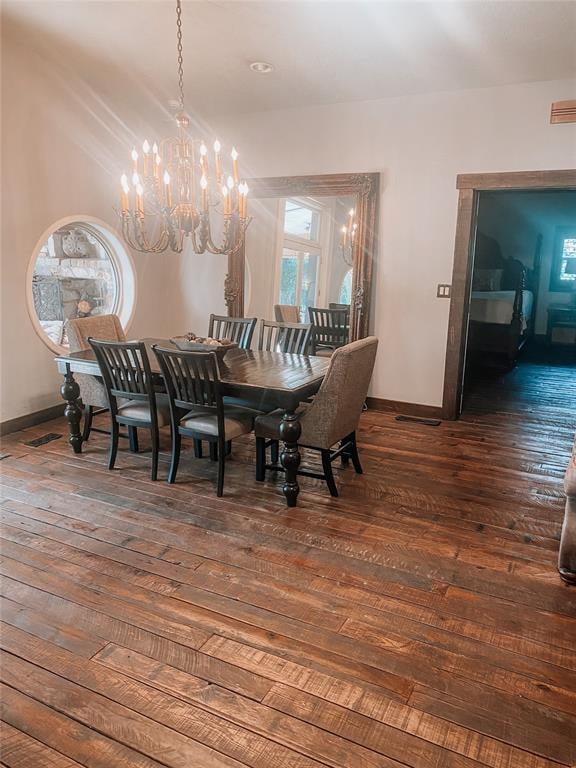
[550,227,576,292]
[283,199,321,240]
[277,198,323,319]
[339,269,353,305]
[27,219,135,352]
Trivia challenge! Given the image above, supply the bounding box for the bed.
[467,235,540,366]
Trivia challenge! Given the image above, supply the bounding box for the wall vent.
[550,99,576,124]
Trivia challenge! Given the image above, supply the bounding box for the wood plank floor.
[1,358,575,768]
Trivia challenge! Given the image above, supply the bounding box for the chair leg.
[350,432,363,475]
[82,405,93,442]
[255,437,266,481]
[270,439,279,464]
[321,449,339,497]
[217,438,226,497]
[168,428,181,484]
[150,426,159,482]
[194,438,203,458]
[209,442,218,462]
[108,420,119,470]
[128,426,139,453]
[340,434,352,465]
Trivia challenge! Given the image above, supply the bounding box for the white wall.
[2,14,575,421]
[214,79,576,405]
[0,26,196,421]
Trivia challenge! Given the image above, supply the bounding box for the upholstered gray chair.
[255,336,378,496]
[559,434,576,584]
[274,304,300,323]
[66,314,126,441]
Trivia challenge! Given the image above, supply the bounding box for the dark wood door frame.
[442,169,576,420]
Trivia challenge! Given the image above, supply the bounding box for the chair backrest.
[274,304,300,323]
[308,306,350,350]
[88,338,158,413]
[67,314,126,353]
[208,314,257,349]
[153,346,222,416]
[329,303,350,311]
[258,320,311,355]
[302,336,378,449]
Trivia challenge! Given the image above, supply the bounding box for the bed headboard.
[501,258,526,291]
[474,232,538,292]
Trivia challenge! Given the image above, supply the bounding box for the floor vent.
[24,433,63,447]
[395,415,441,427]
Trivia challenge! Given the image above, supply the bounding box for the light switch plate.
[437,284,451,298]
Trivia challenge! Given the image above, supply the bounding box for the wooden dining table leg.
[60,364,83,454]
[279,408,301,507]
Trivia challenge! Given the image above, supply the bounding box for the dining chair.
[258,320,312,355]
[222,319,313,434]
[329,303,350,311]
[66,314,127,442]
[308,306,350,357]
[254,336,378,497]
[274,304,300,323]
[152,346,255,496]
[88,339,170,481]
[208,314,257,349]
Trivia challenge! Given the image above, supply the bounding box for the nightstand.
[547,303,576,345]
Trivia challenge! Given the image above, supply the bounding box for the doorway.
[442,170,576,419]
[463,189,576,416]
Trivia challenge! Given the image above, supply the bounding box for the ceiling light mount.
[249,61,274,74]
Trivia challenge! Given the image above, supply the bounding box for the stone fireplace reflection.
[32,225,117,347]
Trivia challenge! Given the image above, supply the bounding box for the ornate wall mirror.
[225,173,379,340]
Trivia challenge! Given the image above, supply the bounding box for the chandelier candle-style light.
[340,208,357,267]
[118,0,250,254]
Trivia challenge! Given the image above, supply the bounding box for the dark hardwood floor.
[1,358,575,767]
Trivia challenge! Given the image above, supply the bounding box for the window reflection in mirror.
[244,194,356,322]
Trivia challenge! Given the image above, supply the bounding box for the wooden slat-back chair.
[208,314,257,349]
[153,346,254,496]
[308,306,350,356]
[88,339,169,480]
[258,320,311,355]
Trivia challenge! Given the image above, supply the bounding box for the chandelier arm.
[205,213,233,254]
[190,221,205,254]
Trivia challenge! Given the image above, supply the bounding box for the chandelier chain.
[118,0,251,255]
[176,0,185,111]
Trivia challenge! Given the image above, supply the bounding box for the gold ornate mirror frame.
[225,172,379,340]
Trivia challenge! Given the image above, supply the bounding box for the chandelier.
[339,208,357,267]
[118,0,250,254]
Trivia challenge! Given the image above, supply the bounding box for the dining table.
[54,339,330,507]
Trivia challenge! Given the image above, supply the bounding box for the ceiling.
[3,1,576,116]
